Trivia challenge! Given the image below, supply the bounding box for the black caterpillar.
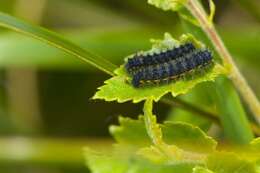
[125,42,195,74]
[124,43,213,88]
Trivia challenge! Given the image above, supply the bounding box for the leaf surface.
[93,33,226,103]
[206,152,257,173]
[110,116,217,153]
[85,147,196,173]
[148,0,187,11]
[162,121,217,153]
[193,166,214,173]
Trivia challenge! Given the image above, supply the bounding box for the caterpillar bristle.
[125,42,196,74]
[125,43,213,88]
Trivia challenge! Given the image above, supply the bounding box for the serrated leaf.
[93,33,226,103]
[109,116,150,147]
[110,116,217,153]
[84,148,129,173]
[206,152,257,173]
[148,0,187,11]
[137,145,171,163]
[193,166,215,173]
[162,121,217,153]
[111,111,206,164]
[84,143,260,173]
[84,147,197,173]
[137,143,206,165]
[137,144,203,164]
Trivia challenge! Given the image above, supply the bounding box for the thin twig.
[185,0,260,124]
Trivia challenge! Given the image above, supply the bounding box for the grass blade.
[214,77,254,144]
[0,12,117,76]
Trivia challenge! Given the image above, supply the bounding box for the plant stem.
[143,99,164,145]
[143,99,185,160]
[185,0,260,124]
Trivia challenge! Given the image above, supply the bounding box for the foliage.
[147,0,187,11]
[85,113,260,173]
[0,0,259,173]
[93,33,226,103]
[87,0,260,172]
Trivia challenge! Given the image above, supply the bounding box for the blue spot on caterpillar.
[125,42,195,74]
[125,48,213,88]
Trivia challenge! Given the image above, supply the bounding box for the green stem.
[185,0,260,124]
[143,99,163,145]
[143,99,183,160]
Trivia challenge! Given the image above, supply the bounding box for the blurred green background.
[0,0,259,172]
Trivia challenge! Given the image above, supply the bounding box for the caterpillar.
[126,49,213,88]
[125,42,196,74]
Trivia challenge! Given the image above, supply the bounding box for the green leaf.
[147,0,187,11]
[137,145,178,163]
[0,28,160,70]
[141,99,193,164]
[1,28,259,70]
[137,144,194,164]
[84,147,196,173]
[162,121,217,153]
[206,152,257,173]
[193,166,214,173]
[84,140,260,173]
[214,77,254,144]
[110,116,217,153]
[109,116,151,147]
[93,33,226,103]
[167,82,217,131]
[84,148,129,173]
[167,108,212,131]
[0,12,117,75]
